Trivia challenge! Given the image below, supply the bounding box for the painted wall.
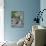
[40,0,46,27]
[0,0,4,42]
[40,0,46,45]
[4,0,40,42]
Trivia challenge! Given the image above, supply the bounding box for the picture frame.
[11,11,24,28]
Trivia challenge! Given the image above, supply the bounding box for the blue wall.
[40,0,46,27]
[4,0,40,42]
[40,0,46,44]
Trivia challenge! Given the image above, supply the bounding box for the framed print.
[11,11,24,28]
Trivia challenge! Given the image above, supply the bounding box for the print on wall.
[11,11,24,28]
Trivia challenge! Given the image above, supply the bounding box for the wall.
[40,0,46,45]
[0,0,4,42]
[4,0,40,42]
[40,0,46,26]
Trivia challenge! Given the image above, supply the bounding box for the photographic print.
[11,11,24,28]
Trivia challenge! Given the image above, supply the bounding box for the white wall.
[0,0,4,42]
